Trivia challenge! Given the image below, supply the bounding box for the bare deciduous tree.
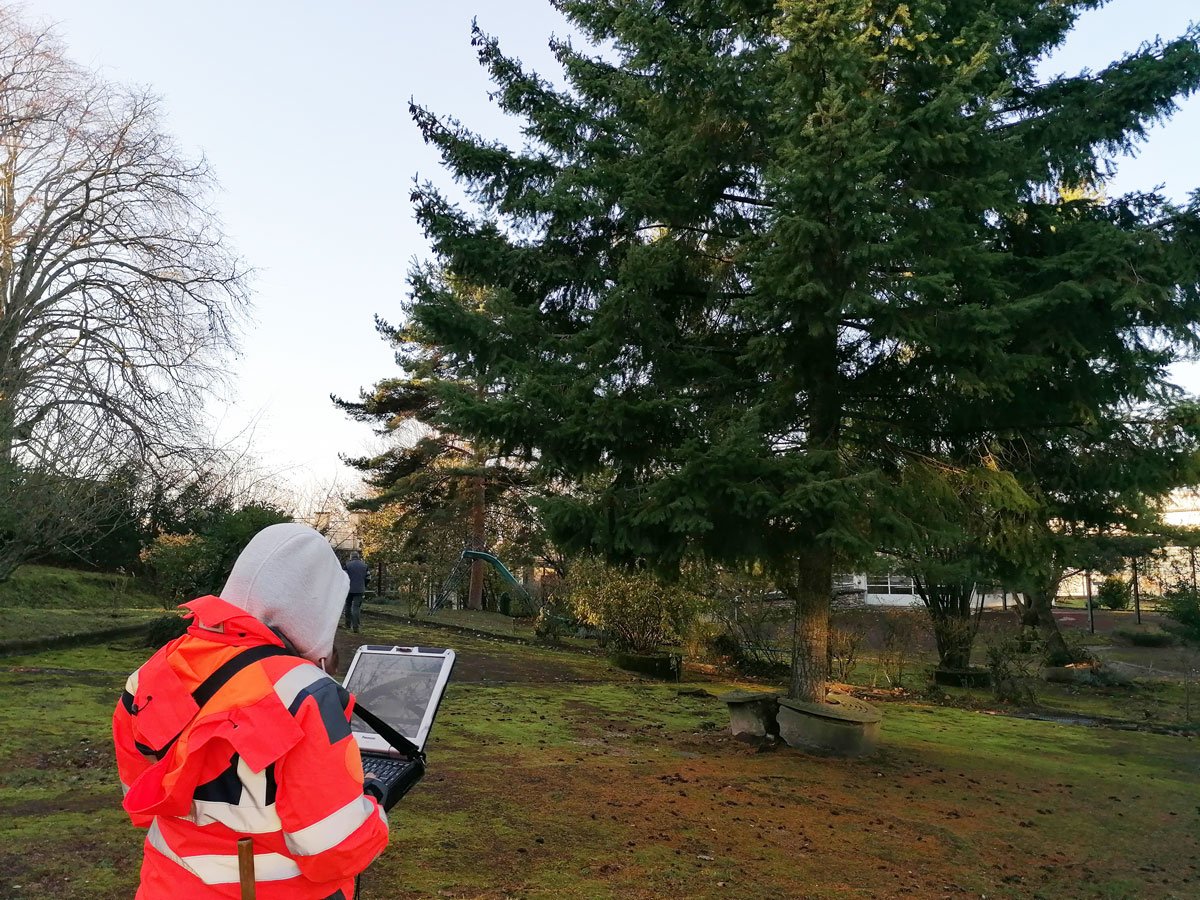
[0,8,248,578]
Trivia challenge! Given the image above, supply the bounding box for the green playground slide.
[431,549,539,615]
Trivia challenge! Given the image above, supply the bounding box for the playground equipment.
[429,549,539,616]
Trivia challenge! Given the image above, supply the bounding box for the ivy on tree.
[402,0,1200,702]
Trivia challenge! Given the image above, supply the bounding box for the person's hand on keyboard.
[362,772,387,804]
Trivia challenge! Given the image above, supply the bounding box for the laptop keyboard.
[365,756,415,786]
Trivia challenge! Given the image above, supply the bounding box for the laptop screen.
[344,648,452,748]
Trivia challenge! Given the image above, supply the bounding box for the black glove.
[363,776,386,804]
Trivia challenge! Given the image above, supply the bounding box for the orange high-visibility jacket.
[113,595,389,900]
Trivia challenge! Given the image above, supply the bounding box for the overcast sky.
[21,0,1200,503]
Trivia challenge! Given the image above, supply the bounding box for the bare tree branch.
[0,8,248,578]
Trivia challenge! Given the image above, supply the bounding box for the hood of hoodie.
[219,523,348,664]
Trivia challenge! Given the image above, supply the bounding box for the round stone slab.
[776,692,883,757]
[777,692,882,724]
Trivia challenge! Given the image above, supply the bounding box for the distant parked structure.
[833,573,1010,608]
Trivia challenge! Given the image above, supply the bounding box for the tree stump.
[932,667,992,689]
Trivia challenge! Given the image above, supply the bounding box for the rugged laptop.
[342,645,456,809]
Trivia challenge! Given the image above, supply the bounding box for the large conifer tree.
[334,285,544,609]
[402,0,1200,702]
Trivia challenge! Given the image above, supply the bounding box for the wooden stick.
[237,837,256,900]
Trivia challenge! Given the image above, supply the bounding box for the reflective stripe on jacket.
[113,595,389,900]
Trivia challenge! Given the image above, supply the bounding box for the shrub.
[140,533,211,607]
[144,614,189,647]
[1096,577,1131,611]
[140,504,292,605]
[1160,586,1200,645]
[985,637,1039,705]
[694,567,791,672]
[568,558,698,654]
[1115,628,1176,648]
[709,629,743,662]
[828,624,864,682]
[533,608,569,642]
[877,607,925,689]
[682,620,723,662]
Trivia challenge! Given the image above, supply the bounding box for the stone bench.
[718,689,782,740]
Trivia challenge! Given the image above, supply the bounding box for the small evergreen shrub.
[1160,586,1200,645]
[1096,578,1132,610]
[1115,628,1176,648]
[709,630,743,662]
[144,614,189,647]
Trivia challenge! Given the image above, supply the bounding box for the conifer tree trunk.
[467,475,485,611]
[918,581,979,670]
[789,546,832,703]
[1019,585,1072,665]
[787,334,840,703]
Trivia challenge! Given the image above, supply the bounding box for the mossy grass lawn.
[0,609,168,645]
[2,618,1198,900]
[1,565,170,647]
[0,565,164,611]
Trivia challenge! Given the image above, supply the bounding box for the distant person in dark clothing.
[343,552,369,633]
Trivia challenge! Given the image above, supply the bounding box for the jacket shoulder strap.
[192,644,295,709]
[135,644,296,760]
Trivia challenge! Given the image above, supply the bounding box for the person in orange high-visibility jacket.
[114,524,389,900]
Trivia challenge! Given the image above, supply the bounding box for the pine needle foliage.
[333,279,545,573]
[402,1,1200,701]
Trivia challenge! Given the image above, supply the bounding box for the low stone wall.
[607,651,682,680]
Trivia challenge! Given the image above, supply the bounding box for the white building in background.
[1164,490,1200,528]
[298,509,365,556]
[842,491,1200,607]
[834,573,1011,608]
[1056,489,1200,600]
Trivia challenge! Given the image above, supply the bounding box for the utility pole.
[1132,558,1142,625]
[1085,571,1095,635]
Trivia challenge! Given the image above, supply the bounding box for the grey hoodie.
[220,523,349,664]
